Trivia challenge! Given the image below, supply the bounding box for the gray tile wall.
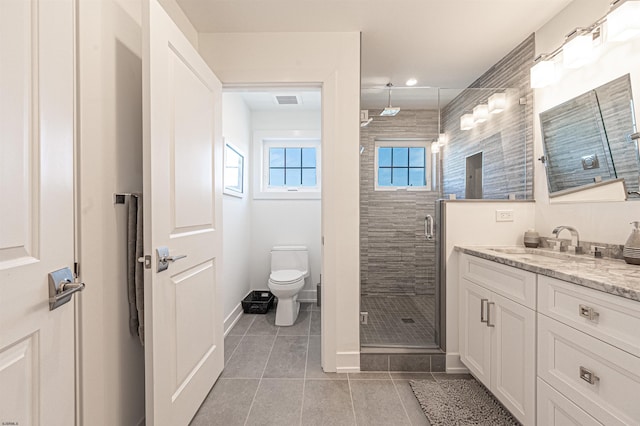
[360,110,441,296]
[441,34,535,199]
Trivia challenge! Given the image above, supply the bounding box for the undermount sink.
[486,247,593,263]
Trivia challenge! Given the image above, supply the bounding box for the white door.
[459,278,491,387]
[143,0,225,424]
[0,0,77,425]
[490,292,535,425]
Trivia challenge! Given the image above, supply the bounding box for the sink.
[485,247,593,263]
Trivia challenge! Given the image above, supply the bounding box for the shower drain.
[401,318,415,324]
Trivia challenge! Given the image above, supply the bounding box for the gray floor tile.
[263,335,308,378]
[310,310,321,335]
[302,380,356,425]
[221,335,276,378]
[245,311,279,335]
[390,372,434,380]
[306,336,346,380]
[245,379,304,426]
[227,314,255,336]
[300,302,314,311]
[278,309,311,336]
[348,372,391,380]
[190,378,259,426]
[389,354,430,372]
[224,335,242,364]
[350,380,412,425]
[360,354,389,371]
[393,379,431,426]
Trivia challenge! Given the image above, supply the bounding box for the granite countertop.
[455,246,640,302]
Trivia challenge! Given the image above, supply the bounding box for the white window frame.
[374,138,433,191]
[253,130,322,199]
[223,140,245,198]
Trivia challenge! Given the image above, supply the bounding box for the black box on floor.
[241,290,274,314]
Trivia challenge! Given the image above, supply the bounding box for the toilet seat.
[269,269,304,285]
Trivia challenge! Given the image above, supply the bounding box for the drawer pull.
[579,304,600,322]
[486,302,495,327]
[480,298,488,323]
[579,366,600,385]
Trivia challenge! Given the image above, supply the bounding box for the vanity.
[455,246,640,426]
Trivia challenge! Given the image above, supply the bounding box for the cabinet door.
[459,278,491,387]
[491,292,536,425]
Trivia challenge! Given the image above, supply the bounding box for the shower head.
[380,83,400,116]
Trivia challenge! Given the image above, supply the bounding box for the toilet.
[268,246,309,326]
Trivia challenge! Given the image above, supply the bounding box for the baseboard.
[224,303,244,336]
[335,350,360,372]
[445,352,469,374]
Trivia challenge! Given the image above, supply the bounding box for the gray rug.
[409,379,520,426]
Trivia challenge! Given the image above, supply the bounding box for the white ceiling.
[179,0,574,109]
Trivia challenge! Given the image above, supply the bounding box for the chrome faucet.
[551,226,583,254]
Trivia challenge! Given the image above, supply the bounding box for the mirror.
[540,74,639,197]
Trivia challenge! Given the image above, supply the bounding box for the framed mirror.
[224,141,245,197]
[540,74,639,198]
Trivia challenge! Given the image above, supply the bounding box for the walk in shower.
[359,83,530,351]
[359,87,452,350]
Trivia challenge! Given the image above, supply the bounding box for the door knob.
[49,267,85,310]
[156,246,187,272]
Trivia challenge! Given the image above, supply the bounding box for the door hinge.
[74,262,80,279]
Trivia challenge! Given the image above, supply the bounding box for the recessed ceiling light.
[405,78,417,86]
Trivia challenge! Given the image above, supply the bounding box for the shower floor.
[360,294,436,348]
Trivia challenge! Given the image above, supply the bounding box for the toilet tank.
[271,246,309,276]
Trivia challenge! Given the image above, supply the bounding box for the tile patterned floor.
[190,303,444,426]
[360,295,436,347]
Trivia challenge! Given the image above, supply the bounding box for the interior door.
[0,0,76,425]
[143,0,224,424]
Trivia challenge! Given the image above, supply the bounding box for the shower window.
[374,140,431,190]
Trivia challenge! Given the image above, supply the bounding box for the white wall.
[533,0,640,244]
[443,201,536,372]
[77,0,198,424]
[250,110,322,300]
[221,93,252,330]
[199,32,361,372]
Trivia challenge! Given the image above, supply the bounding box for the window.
[268,147,317,187]
[253,130,321,199]
[224,142,245,197]
[374,140,431,190]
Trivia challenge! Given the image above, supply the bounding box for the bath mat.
[409,378,520,426]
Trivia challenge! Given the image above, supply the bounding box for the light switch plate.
[496,209,514,222]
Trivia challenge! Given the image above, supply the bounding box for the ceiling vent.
[274,95,301,105]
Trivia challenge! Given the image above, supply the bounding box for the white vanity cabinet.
[537,275,640,426]
[459,254,537,425]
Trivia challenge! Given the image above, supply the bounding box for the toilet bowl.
[267,246,309,326]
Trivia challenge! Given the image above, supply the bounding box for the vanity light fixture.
[563,30,595,69]
[438,133,447,146]
[460,113,474,131]
[530,0,640,89]
[431,142,441,154]
[607,0,640,41]
[530,57,557,88]
[473,104,489,123]
[406,78,417,86]
[488,92,506,114]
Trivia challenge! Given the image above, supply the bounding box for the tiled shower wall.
[360,110,441,296]
[441,34,535,199]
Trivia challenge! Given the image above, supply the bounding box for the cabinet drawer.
[460,254,536,309]
[538,275,640,357]
[538,315,640,426]
[537,378,602,426]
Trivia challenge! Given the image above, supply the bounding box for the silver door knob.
[156,246,187,272]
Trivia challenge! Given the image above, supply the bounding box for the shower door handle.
[425,215,434,241]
